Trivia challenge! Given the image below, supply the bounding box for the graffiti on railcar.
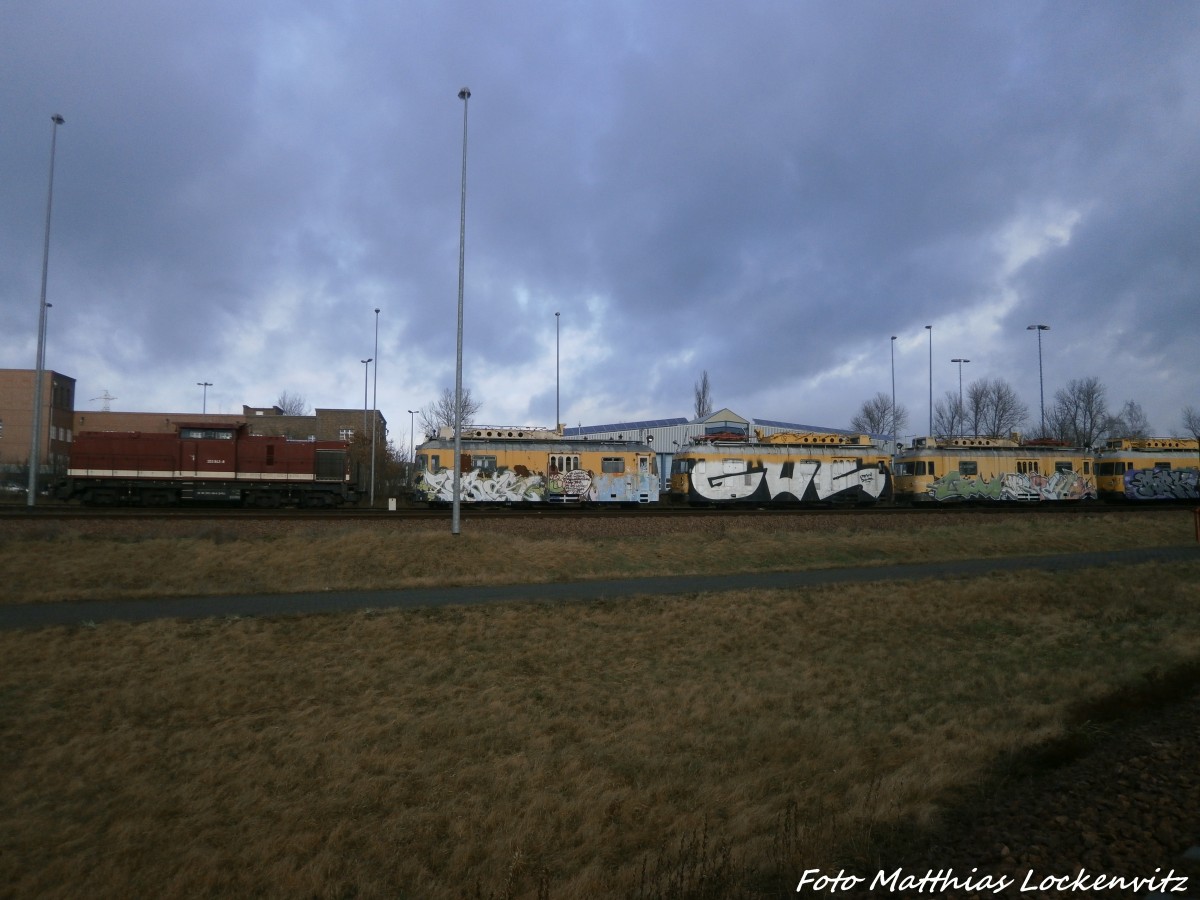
[1124,468,1199,500]
[419,468,545,502]
[927,469,1096,502]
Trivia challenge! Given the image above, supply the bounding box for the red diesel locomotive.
[57,423,358,507]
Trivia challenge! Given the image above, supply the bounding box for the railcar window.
[430,455,440,473]
[473,455,497,473]
[959,461,978,476]
[416,454,428,472]
[1017,460,1039,474]
[601,457,625,474]
[1054,461,1073,473]
[780,461,794,478]
[1154,461,1171,470]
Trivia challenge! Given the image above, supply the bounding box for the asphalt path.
[3,545,1197,630]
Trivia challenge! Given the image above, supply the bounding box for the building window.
[339,429,354,441]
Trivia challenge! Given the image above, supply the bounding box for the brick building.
[0,369,77,483]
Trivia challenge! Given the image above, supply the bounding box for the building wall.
[0,369,76,478]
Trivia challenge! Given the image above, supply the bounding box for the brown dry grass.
[3,556,1200,898]
[0,509,1194,604]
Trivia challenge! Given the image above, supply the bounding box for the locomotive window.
[180,428,235,440]
[266,445,275,466]
[958,461,978,476]
[601,457,625,474]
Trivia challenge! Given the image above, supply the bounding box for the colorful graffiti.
[1124,468,1199,500]
[927,469,1096,502]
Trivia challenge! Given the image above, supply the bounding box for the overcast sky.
[3,1,1198,447]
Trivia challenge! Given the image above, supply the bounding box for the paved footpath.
[3,545,1197,631]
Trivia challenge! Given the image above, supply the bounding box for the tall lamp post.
[27,113,65,507]
[197,382,212,414]
[370,308,380,506]
[1027,324,1050,436]
[890,335,897,452]
[951,358,969,436]
[924,325,933,436]
[408,409,417,489]
[452,87,471,536]
[555,311,561,432]
[361,359,372,436]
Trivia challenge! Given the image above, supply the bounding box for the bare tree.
[1046,376,1112,447]
[1183,405,1200,440]
[276,391,310,416]
[850,392,909,436]
[1107,400,1151,438]
[965,377,1028,438]
[693,370,713,420]
[933,391,966,439]
[420,387,481,437]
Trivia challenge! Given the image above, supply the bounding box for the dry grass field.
[2,511,1199,898]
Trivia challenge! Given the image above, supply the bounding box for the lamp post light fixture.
[924,325,933,436]
[452,86,471,536]
[370,307,380,506]
[951,358,970,437]
[361,358,372,436]
[27,113,65,507]
[1027,324,1050,436]
[197,382,213,414]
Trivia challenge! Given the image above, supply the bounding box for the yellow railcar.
[894,437,1096,503]
[1095,437,1199,501]
[414,426,658,504]
[669,430,891,505]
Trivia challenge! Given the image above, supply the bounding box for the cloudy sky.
[3,1,1198,448]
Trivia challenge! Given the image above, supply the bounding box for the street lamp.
[1027,324,1050,436]
[555,311,560,432]
[408,409,417,489]
[890,336,897,451]
[27,113,65,507]
[924,325,933,436]
[197,382,213,414]
[370,307,380,506]
[361,359,372,435]
[951,358,970,436]
[452,86,471,536]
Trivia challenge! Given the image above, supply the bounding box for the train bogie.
[1095,437,1199,501]
[670,431,891,506]
[414,428,658,504]
[894,437,1096,503]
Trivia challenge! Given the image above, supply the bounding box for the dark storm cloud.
[2,1,1197,435]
